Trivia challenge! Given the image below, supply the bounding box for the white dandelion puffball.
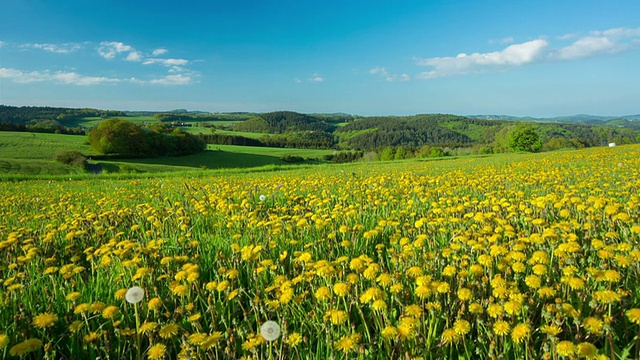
[260,320,281,341]
[259,194,267,202]
[125,286,144,304]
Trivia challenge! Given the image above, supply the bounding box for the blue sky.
[1,0,639,117]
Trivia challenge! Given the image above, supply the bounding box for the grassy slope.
[0,132,97,159]
[0,132,339,176]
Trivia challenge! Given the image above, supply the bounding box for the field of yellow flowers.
[1,145,640,359]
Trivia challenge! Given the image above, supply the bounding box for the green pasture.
[0,132,97,159]
[0,132,342,176]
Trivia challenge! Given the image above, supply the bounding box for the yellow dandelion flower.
[381,326,398,339]
[188,333,207,346]
[397,324,414,339]
[405,304,423,317]
[372,299,387,311]
[335,333,361,353]
[525,275,541,289]
[582,317,604,335]
[286,332,302,347]
[469,303,484,315]
[493,321,510,336]
[333,282,350,297]
[576,342,598,359]
[487,303,504,318]
[32,313,58,329]
[147,343,166,360]
[188,313,201,322]
[114,288,127,300]
[440,328,458,344]
[325,310,349,325]
[9,338,42,357]
[148,297,162,311]
[172,284,189,296]
[200,332,223,350]
[626,308,640,325]
[453,319,471,336]
[0,333,8,349]
[314,286,332,302]
[556,341,575,357]
[84,332,101,343]
[159,323,180,339]
[511,323,530,344]
[540,324,562,337]
[457,287,472,301]
[65,292,81,301]
[74,303,90,314]
[102,306,119,320]
[592,290,621,304]
[390,284,403,294]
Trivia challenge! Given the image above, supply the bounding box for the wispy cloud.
[369,67,410,81]
[152,48,168,56]
[148,74,193,85]
[0,67,121,85]
[416,39,548,79]
[415,27,640,79]
[98,41,141,61]
[551,27,640,60]
[142,58,189,66]
[0,41,7,48]
[23,43,84,54]
[489,37,514,45]
[307,73,324,82]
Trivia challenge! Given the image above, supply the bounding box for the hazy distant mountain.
[468,114,640,124]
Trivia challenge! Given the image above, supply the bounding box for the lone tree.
[508,124,542,152]
[89,118,151,155]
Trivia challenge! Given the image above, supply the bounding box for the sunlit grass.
[0,145,639,359]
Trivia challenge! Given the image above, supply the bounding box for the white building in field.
[609,143,617,147]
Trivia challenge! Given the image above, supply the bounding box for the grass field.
[65,116,157,128]
[179,127,265,139]
[0,132,97,159]
[0,132,339,176]
[0,145,639,359]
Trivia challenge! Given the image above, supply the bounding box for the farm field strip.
[0,146,639,359]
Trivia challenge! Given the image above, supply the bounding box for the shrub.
[54,151,88,168]
[281,155,305,163]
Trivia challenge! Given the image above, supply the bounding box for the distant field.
[0,131,96,159]
[179,127,266,139]
[112,144,338,170]
[66,116,158,128]
[0,131,341,176]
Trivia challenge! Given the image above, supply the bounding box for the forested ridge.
[1,105,639,154]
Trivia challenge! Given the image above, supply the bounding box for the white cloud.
[152,48,168,56]
[307,73,324,82]
[489,37,514,45]
[416,39,549,79]
[369,67,410,81]
[142,58,189,66]
[27,43,83,54]
[551,27,640,60]
[552,36,619,60]
[126,50,143,62]
[415,27,640,80]
[0,41,6,47]
[0,67,120,85]
[149,74,193,85]
[294,78,301,83]
[98,41,136,60]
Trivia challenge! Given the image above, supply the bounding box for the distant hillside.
[468,113,640,126]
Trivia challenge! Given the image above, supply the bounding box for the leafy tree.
[507,125,542,152]
[89,118,150,155]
